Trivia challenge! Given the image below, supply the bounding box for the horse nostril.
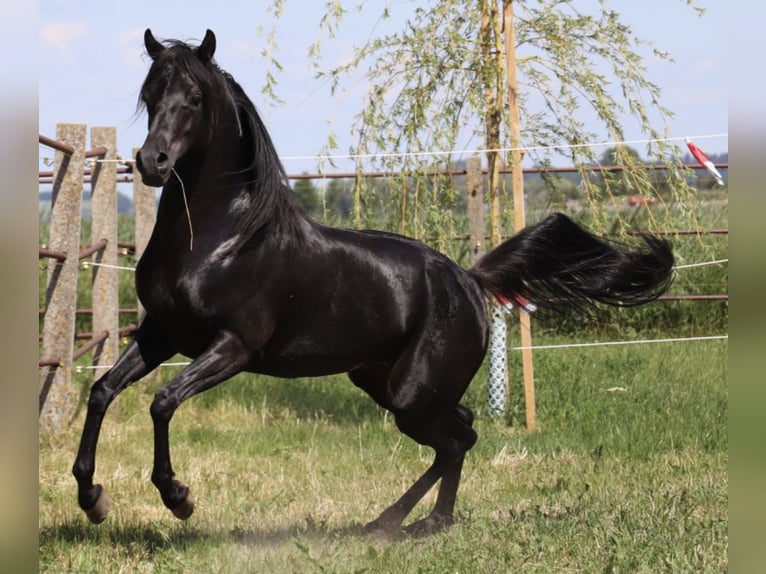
[156,152,169,167]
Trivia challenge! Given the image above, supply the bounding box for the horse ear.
[197,29,216,64]
[144,29,165,60]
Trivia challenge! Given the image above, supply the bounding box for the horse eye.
[190,94,203,107]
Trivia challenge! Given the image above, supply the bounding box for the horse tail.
[468,213,674,313]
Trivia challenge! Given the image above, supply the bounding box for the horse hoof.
[362,517,402,539]
[171,492,195,520]
[403,515,453,538]
[84,486,110,524]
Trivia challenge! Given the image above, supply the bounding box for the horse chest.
[136,249,217,322]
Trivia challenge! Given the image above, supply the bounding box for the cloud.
[40,20,88,54]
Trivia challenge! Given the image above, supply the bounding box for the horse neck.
[158,110,306,253]
[172,110,248,205]
[154,130,242,245]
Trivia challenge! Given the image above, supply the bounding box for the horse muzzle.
[136,147,173,187]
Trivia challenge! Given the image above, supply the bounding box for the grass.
[39,201,727,571]
[39,337,727,572]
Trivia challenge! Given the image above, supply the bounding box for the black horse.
[73,29,673,536]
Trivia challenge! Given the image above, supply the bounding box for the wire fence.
[38,125,729,433]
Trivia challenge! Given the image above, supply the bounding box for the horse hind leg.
[404,404,476,536]
[349,363,442,534]
[364,404,477,537]
[349,296,485,536]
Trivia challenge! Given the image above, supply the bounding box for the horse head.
[136,29,218,187]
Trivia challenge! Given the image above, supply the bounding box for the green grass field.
[39,336,727,573]
[40,199,727,571]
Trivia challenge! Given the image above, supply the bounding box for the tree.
[292,174,320,215]
[594,145,644,197]
[262,0,704,235]
[325,178,354,221]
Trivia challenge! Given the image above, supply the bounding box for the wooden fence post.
[89,127,119,379]
[504,0,536,430]
[132,147,156,323]
[466,156,486,264]
[40,123,86,433]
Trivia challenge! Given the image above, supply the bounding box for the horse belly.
[255,321,401,379]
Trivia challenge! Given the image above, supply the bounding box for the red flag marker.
[686,139,724,186]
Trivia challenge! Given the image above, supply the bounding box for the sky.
[38,0,728,178]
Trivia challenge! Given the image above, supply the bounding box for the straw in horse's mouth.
[172,168,194,251]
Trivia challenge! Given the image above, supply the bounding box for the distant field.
[39,336,727,572]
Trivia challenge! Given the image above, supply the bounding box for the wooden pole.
[504,0,536,430]
[480,0,504,248]
[40,123,86,432]
[89,127,119,380]
[132,148,156,323]
[466,156,486,264]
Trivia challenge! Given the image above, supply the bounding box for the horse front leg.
[72,318,175,523]
[148,330,251,519]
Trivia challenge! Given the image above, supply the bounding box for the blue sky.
[39,1,728,176]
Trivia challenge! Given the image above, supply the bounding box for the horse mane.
[138,38,306,253]
[221,72,308,250]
